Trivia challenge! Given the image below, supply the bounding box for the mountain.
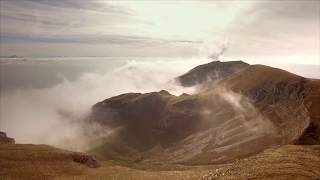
[89,61,320,165]
[1,60,320,179]
[177,60,249,87]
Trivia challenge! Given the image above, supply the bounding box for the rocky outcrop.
[72,153,100,168]
[0,131,15,144]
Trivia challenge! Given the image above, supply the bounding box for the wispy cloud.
[0,0,319,61]
[1,32,202,45]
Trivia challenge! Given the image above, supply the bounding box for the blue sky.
[0,0,319,64]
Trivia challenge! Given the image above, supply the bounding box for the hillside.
[0,144,213,180]
[1,144,319,179]
[200,145,320,179]
[217,65,320,145]
[89,61,320,165]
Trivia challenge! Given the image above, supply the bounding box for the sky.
[0,0,319,64]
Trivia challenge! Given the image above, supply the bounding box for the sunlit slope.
[0,144,212,180]
[177,60,249,87]
[0,144,87,179]
[200,145,320,180]
[90,62,319,164]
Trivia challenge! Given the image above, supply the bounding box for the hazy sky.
[0,0,319,64]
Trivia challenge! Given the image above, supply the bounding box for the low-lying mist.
[0,58,208,151]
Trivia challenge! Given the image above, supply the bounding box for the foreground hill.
[200,145,320,179]
[89,61,320,165]
[0,144,213,180]
[1,144,319,179]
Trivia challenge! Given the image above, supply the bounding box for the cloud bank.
[0,58,208,150]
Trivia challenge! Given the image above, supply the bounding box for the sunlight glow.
[107,1,254,40]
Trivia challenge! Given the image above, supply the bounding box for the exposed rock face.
[89,62,320,165]
[72,153,100,168]
[0,131,15,144]
[177,60,249,87]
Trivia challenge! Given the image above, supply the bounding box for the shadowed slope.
[91,90,203,152]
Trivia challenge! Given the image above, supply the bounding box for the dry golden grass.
[1,144,320,180]
[200,145,320,180]
[0,144,214,180]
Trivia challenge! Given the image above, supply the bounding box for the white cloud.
[0,58,208,150]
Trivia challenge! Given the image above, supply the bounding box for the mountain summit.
[177,60,249,87]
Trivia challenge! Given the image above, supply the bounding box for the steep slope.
[177,60,249,87]
[89,62,319,165]
[218,65,320,144]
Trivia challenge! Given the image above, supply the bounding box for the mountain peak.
[177,60,249,87]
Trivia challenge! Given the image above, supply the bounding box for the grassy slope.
[218,64,303,92]
[0,144,214,180]
[201,145,320,180]
[1,144,319,179]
